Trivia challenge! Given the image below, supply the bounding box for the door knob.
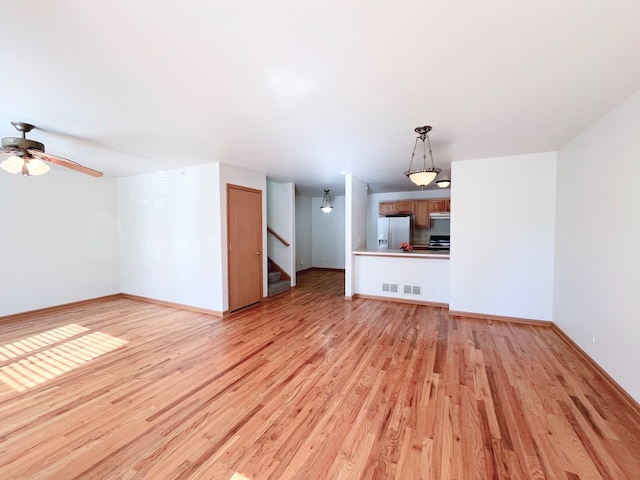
[256,251,260,255]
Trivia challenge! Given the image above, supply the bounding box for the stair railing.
[267,226,290,247]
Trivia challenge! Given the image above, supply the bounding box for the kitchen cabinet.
[378,200,414,215]
[395,200,414,214]
[379,202,396,215]
[414,200,431,229]
[429,199,447,213]
[379,198,450,229]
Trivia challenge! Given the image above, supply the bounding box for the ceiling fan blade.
[28,150,103,177]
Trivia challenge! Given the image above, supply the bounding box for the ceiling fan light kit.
[0,121,103,177]
[1,155,50,176]
[404,125,442,188]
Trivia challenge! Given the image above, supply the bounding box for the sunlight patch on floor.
[230,473,252,480]
[0,325,127,392]
[0,323,89,361]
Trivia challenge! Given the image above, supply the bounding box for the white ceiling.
[2,1,639,196]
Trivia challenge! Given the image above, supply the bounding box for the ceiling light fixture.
[435,171,451,188]
[404,125,441,188]
[320,189,333,213]
[1,121,103,177]
[1,154,50,176]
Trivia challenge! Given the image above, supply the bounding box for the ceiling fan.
[0,121,103,177]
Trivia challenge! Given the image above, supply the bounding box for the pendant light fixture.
[435,171,451,188]
[320,189,333,213]
[404,125,441,188]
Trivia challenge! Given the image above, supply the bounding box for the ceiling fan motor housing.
[1,136,45,152]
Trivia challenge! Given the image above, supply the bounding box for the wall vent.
[390,284,398,293]
[403,285,412,294]
[382,283,390,292]
[412,286,421,295]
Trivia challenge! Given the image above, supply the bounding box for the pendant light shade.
[435,171,451,188]
[320,189,333,213]
[404,125,441,188]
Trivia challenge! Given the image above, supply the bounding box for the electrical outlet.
[300,259,304,265]
[588,331,596,343]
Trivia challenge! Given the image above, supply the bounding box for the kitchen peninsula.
[355,192,452,306]
[352,248,450,305]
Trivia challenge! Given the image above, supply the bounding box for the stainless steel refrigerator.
[377,215,411,249]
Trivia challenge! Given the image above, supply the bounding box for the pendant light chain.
[422,133,428,168]
[409,136,420,170]
[426,132,435,169]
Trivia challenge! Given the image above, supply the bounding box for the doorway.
[227,184,263,312]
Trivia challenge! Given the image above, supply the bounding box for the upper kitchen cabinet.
[411,198,451,229]
[414,200,430,229]
[378,200,415,215]
[378,202,396,215]
[429,199,447,213]
[395,200,414,214]
[378,197,450,229]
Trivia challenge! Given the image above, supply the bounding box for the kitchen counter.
[352,248,450,259]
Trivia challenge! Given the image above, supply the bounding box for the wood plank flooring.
[0,270,639,479]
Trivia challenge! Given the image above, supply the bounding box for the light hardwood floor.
[0,270,639,479]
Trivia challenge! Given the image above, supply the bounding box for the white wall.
[0,170,119,316]
[554,90,640,402]
[117,163,224,311]
[344,174,368,297]
[267,180,296,285]
[366,189,451,248]
[449,152,557,321]
[295,195,312,272]
[312,194,345,269]
[118,162,267,314]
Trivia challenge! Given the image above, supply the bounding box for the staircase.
[268,260,291,297]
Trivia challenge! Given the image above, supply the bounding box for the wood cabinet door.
[445,199,451,212]
[414,200,430,229]
[429,199,447,213]
[379,202,396,215]
[395,200,414,214]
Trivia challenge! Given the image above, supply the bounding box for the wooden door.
[227,184,263,312]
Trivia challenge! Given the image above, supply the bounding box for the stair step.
[268,279,291,297]
[268,271,281,284]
